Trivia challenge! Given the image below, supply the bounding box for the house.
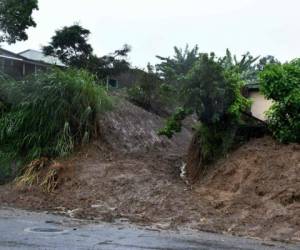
[19,49,65,67]
[244,83,273,121]
[0,48,64,80]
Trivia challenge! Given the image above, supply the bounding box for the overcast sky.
[3,0,300,68]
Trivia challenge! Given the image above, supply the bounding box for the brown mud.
[0,100,299,243]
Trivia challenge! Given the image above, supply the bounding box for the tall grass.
[0,68,112,183]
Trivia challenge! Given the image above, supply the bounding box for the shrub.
[183,54,249,124]
[0,69,111,182]
[160,53,250,169]
[187,61,249,163]
[127,65,176,116]
[260,59,300,143]
[158,107,191,138]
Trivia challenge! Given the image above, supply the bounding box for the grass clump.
[0,68,112,183]
[15,158,62,193]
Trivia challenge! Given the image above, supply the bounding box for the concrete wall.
[249,92,273,121]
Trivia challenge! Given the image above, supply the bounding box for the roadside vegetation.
[149,47,299,181]
[0,69,111,183]
[260,59,300,143]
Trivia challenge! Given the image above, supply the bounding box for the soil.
[0,100,300,243]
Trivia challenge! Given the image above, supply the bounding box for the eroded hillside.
[0,100,299,243]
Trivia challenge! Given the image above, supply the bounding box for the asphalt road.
[0,207,299,250]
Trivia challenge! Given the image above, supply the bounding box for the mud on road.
[1,207,299,250]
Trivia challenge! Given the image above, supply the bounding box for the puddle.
[25,227,68,234]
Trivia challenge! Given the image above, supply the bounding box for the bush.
[185,55,250,164]
[158,107,190,138]
[260,59,300,143]
[0,69,111,182]
[160,53,250,177]
[127,65,176,116]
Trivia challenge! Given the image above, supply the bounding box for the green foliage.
[256,55,280,72]
[43,25,131,80]
[158,107,191,138]
[127,64,176,115]
[92,44,131,80]
[160,52,250,164]
[184,53,250,124]
[156,45,199,86]
[260,62,299,101]
[260,59,300,143]
[220,49,260,85]
[127,64,159,110]
[43,24,93,67]
[0,0,38,44]
[196,122,237,164]
[0,69,111,182]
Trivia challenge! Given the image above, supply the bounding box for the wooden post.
[22,63,26,76]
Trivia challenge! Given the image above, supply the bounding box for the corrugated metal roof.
[0,48,50,67]
[18,49,65,67]
[0,48,27,60]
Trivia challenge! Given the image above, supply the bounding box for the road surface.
[0,207,299,250]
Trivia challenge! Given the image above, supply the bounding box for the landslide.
[0,100,299,243]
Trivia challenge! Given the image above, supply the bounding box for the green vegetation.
[160,53,250,163]
[43,24,131,81]
[158,107,191,138]
[0,0,296,184]
[0,0,38,43]
[43,24,93,67]
[260,59,300,143]
[219,49,259,85]
[156,46,300,179]
[0,69,112,183]
[156,45,200,87]
[131,47,280,170]
[127,64,176,115]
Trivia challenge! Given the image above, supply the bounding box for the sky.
[3,0,300,68]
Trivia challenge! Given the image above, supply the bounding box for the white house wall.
[249,92,273,121]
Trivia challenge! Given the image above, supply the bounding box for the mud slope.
[98,99,194,154]
[196,137,300,242]
[0,101,299,243]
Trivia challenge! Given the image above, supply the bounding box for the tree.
[43,24,93,67]
[0,0,38,44]
[219,49,259,85]
[43,25,131,81]
[127,63,174,115]
[160,53,250,182]
[184,53,248,124]
[256,55,280,72]
[156,45,199,86]
[88,44,131,80]
[260,58,300,143]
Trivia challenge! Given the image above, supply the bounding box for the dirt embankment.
[98,99,194,154]
[0,100,299,243]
